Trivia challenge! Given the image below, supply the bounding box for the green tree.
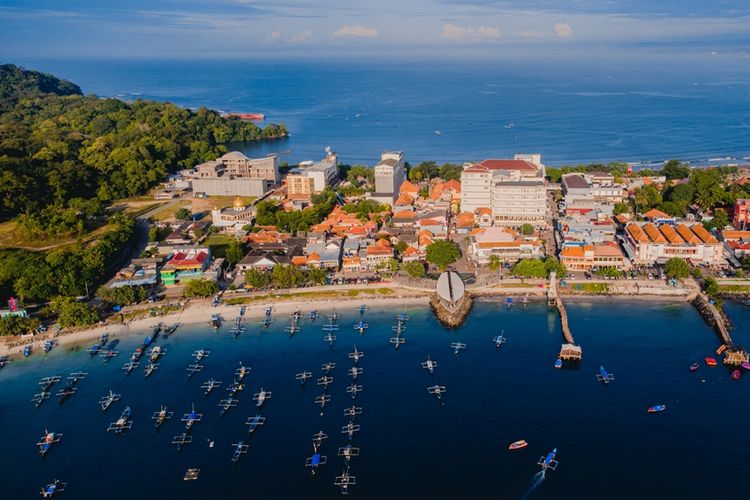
[224,239,246,268]
[662,160,690,180]
[175,208,192,221]
[704,208,728,230]
[690,169,724,210]
[272,265,306,288]
[403,261,426,278]
[306,268,327,286]
[425,240,461,271]
[543,256,567,277]
[395,241,408,254]
[703,277,719,296]
[511,259,547,278]
[634,184,662,213]
[50,296,99,327]
[613,202,629,215]
[183,279,219,297]
[97,285,148,306]
[488,254,500,272]
[664,257,690,279]
[244,269,272,288]
[388,258,400,273]
[520,224,534,236]
[0,315,41,336]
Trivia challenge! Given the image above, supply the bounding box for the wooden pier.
[690,292,748,366]
[548,272,582,362]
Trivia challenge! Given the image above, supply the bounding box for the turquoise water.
[2,300,750,498]
[16,59,750,166]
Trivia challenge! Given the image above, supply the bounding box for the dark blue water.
[2,300,750,498]
[15,58,750,166]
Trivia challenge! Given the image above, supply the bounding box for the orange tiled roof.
[676,224,701,244]
[626,223,648,243]
[643,208,670,219]
[291,256,308,265]
[593,245,623,257]
[399,180,420,194]
[643,223,667,243]
[395,193,414,205]
[403,246,418,256]
[561,246,585,258]
[443,179,461,192]
[475,207,492,216]
[722,230,750,240]
[659,224,685,244]
[691,224,718,244]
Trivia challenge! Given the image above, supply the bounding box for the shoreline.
[0,294,430,358]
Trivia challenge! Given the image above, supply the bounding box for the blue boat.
[40,479,66,498]
[43,340,54,353]
[554,358,563,369]
[538,448,559,472]
[505,297,514,308]
[309,310,318,321]
[596,366,614,384]
[143,335,153,348]
[359,304,367,315]
[100,333,109,347]
[648,404,666,413]
[23,345,32,357]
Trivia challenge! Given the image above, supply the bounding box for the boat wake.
[520,471,545,499]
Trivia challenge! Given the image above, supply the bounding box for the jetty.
[548,272,582,362]
[690,291,748,366]
[430,271,473,327]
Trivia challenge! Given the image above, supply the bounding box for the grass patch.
[204,234,236,258]
[570,283,609,294]
[151,200,192,222]
[224,287,397,305]
[0,219,114,250]
[717,284,750,294]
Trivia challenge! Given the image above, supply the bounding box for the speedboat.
[508,440,528,450]
[716,344,727,355]
[149,346,162,362]
[742,362,750,371]
[647,405,666,413]
[731,369,741,380]
[704,357,717,367]
[689,363,699,372]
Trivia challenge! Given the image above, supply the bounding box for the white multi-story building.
[460,154,547,228]
[287,147,339,196]
[369,151,405,205]
[623,222,723,265]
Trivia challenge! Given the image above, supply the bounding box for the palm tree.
[488,254,500,272]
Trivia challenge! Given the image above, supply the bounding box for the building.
[110,259,162,288]
[722,230,750,259]
[160,246,212,285]
[460,155,546,228]
[287,147,339,197]
[622,222,723,265]
[561,173,624,215]
[560,244,629,271]
[468,226,544,264]
[211,196,255,229]
[369,152,406,206]
[557,211,617,248]
[189,151,279,197]
[733,199,750,229]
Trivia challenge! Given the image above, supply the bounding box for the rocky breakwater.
[431,271,473,328]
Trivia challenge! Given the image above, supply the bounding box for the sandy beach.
[0,294,430,358]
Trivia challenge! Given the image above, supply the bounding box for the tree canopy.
[664,257,690,279]
[425,240,461,271]
[183,279,219,298]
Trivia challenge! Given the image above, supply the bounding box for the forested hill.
[0,64,287,221]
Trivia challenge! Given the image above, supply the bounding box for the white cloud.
[442,23,501,40]
[554,22,573,38]
[264,30,313,45]
[331,25,378,38]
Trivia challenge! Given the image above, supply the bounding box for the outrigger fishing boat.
[201,378,222,396]
[344,405,362,418]
[508,440,528,450]
[705,357,718,367]
[390,336,406,350]
[353,321,368,334]
[285,324,301,336]
[421,355,437,374]
[309,310,319,321]
[359,304,367,315]
[56,384,77,404]
[690,362,700,372]
[0,355,10,368]
[183,469,200,481]
[43,340,56,353]
[172,433,192,451]
[236,362,251,381]
[32,391,51,408]
[295,371,312,385]
[312,430,328,450]
[152,405,173,428]
[322,362,336,373]
[742,362,750,371]
[218,397,239,415]
[505,297,514,309]
[144,362,158,378]
[162,323,179,338]
[348,347,364,364]
[427,384,447,401]
[99,390,121,411]
[306,450,327,475]
[108,407,133,434]
[334,468,356,495]
[731,369,741,380]
[100,349,119,362]
[450,342,467,355]
[245,415,266,434]
[315,394,331,410]
[317,375,334,389]
[338,444,360,465]
[324,333,336,347]
[100,333,109,347]
[555,358,563,369]
[348,367,363,380]
[40,479,66,498]
[226,380,244,398]
[327,311,340,323]
[37,430,62,457]
[149,346,163,362]
[122,360,139,375]
[231,441,249,462]
[87,343,100,357]
[39,376,62,392]
[253,388,272,408]
[186,363,203,378]
[492,332,507,349]
[181,404,203,430]
[341,421,360,440]
[67,371,87,385]
[193,349,210,362]
[596,366,615,384]
[538,448,559,472]
[210,314,222,329]
[346,384,363,399]
[23,345,32,357]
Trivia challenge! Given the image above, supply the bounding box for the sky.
[1,0,750,60]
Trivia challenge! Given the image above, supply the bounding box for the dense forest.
[0,64,287,222]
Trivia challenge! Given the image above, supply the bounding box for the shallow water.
[1,300,750,498]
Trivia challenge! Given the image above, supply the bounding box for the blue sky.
[1,0,749,59]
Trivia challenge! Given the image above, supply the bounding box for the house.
[364,238,394,268]
[110,258,162,289]
[394,193,415,213]
[722,230,750,259]
[733,199,750,229]
[642,208,676,225]
[399,180,420,197]
[164,221,211,245]
[560,244,630,271]
[160,246,212,285]
[557,211,617,248]
[237,250,295,272]
[304,240,343,269]
[342,256,366,274]
[454,212,475,234]
[468,226,544,265]
[401,245,421,262]
[622,222,723,265]
[475,208,493,227]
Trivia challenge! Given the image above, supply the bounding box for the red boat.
[731,369,741,380]
[704,357,717,367]
[508,440,528,450]
[223,112,265,121]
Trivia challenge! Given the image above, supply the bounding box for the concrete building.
[468,226,544,264]
[460,155,546,228]
[369,152,405,206]
[560,244,630,271]
[733,199,750,229]
[622,222,723,265]
[287,147,338,197]
[189,151,279,197]
[211,196,255,229]
[561,173,624,215]
[160,246,212,285]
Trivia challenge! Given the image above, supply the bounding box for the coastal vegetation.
[404,261,426,278]
[50,296,99,327]
[408,161,463,182]
[664,258,691,279]
[97,285,149,307]
[511,257,567,279]
[0,315,41,336]
[255,190,337,232]
[183,279,220,298]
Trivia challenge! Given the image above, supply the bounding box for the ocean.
[2,299,750,498]
[15,58,750,167]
